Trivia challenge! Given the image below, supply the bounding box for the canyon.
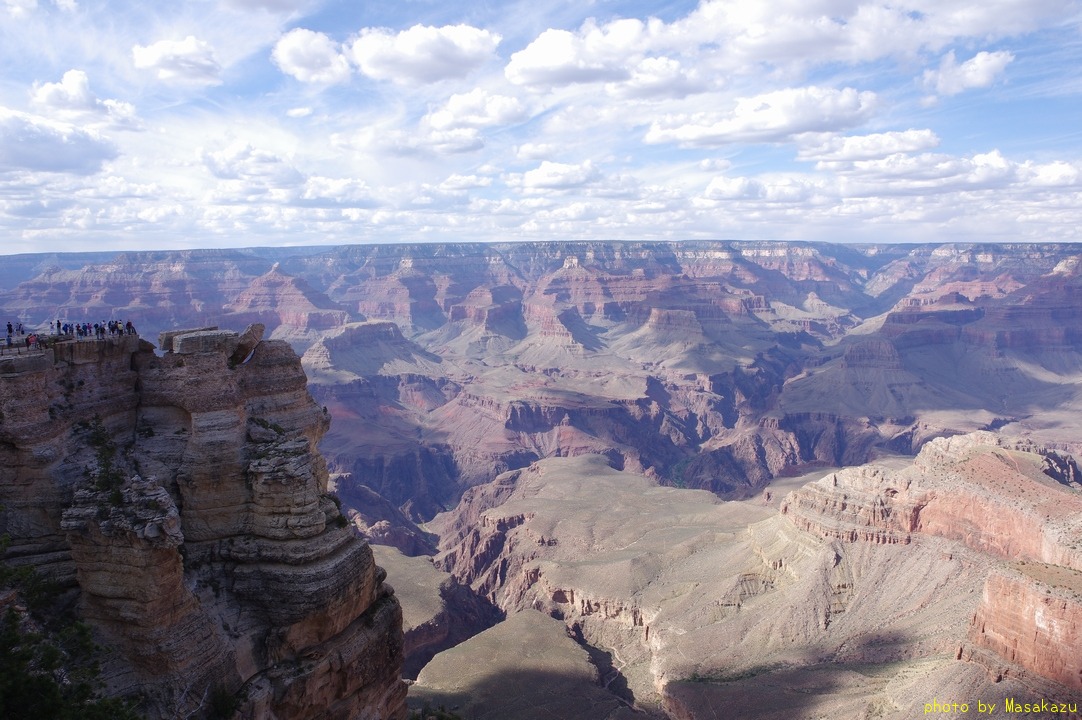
[417,439,1082,718]
[2,240,1082,718]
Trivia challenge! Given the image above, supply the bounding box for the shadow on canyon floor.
[408,666,644,720]
[662,630,988,720]
[409,631,928,719]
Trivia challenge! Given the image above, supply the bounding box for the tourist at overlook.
[51,319,139,341]
[0,319,139,354]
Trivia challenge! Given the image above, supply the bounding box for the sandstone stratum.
[0,326,406,719]
[4,240,1082,718]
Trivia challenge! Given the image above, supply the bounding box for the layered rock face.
[967,567,1082,690]
[426,436,1082,718]
[781,433,1082,568]
[0,327,406,719]
[782,433,1082,697]
[6,241,1082,548]
[225,264,354,350]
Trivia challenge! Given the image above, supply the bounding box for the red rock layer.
[783,433,1082,694]
[968,569,1082,691]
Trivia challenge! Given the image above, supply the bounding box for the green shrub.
[0,537,141,720]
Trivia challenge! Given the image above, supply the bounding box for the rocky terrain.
[419,437,1082,719]
[4,240,1082,718]
[6,241,1082,528]
[0,325,406,719]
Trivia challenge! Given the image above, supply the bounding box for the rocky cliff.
[965,566,1082,691]
[782,432,1082,696]
[426,437,1082,718]
[7,241,1082,553]
[0,327,406,719]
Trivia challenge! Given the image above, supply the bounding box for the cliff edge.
[0,326,407,719]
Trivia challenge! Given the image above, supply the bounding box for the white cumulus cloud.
[505,17,647,87]
[297,176,377,208]
[704,176,762,200]
[923,50,1014,97]
[702,175,820,203]
[516,160,601,191]
[515,143,559,161]
[1025,160,1081,187]
[797,129,941,162]
[272,28,351,84]
[350,24,500,84]
[645,86,877,146]
[4,0,36,17]
[132,36,222,85]
[31,69,98,111]
[31,69,137,128]
[0,107,117,174]
[202,141,302,186]
[425,88,527,130]
[346,125,486,156]
[605,56,707,99]
[832,149,1018,193]
[439,173,492,191]
[660,0,1060,74]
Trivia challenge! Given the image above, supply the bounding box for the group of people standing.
[4,320,42,353]
[3,318,138,355]
[58,319,137,339]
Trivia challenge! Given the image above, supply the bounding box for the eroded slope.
[422,435,1082,718]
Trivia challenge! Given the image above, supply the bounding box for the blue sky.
[2,0,1082,252]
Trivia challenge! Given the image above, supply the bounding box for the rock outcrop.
[966,566,1082,690]
[224,264,353,351]
[782,433,1082,569]
[782,432,1082,697]
[0,327,406,719]
[428,439,1082,718]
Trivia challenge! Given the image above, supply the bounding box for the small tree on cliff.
[0,521,141,719]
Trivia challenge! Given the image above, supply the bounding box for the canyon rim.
[1,240,1081,719]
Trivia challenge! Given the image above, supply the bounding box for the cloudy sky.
[2,0,1082,252]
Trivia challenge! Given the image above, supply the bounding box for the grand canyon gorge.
[2,241,1081,719]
